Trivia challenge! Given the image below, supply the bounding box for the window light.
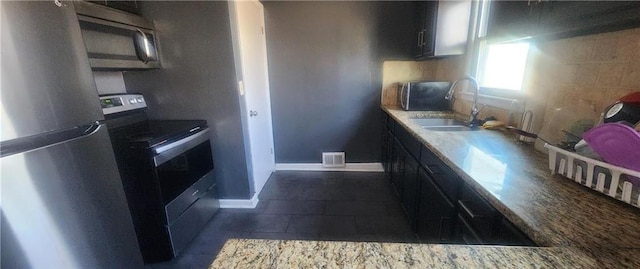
[477,42,530,91]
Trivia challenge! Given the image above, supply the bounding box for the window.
[477,42,530,91]
[473,0,530,96]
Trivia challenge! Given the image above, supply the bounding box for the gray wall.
[123,1,252,199]
[263,1,414,163]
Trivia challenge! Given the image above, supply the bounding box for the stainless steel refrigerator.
[1,1,144,268]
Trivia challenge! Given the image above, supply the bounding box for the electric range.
[100,93,219,263]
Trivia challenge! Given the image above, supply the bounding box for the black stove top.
[123,120,208,149]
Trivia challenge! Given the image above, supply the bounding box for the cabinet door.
[416,168,456,243]
[381,130,390,173]
[420,146,461,202]
[494,218,536,246]
[401,154,420,229]
[413,1,437,58]
[433,0,471,56]
[487,0,544,41]
[489,0,640,41]
[455,213,484,245]
[382,129,394,176]
[422,1,437,56]
[89,0,141,14]
[412,1,427,58]
[538,1,640,38]
[391,139,406,198]
[457,183,500,241]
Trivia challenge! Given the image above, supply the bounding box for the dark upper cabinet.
[487,0,640,42]
[89,1,141,15]
[413,0,471,59]
[413,1,437,58]
[486,0,544,41]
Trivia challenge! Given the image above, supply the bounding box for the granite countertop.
[211,239,594,268]
[382,106,640,249]
[210,106,640,268]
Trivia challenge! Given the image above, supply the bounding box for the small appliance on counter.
[398,81,452,111]
[100,93,219,263]
[603,92,640,125]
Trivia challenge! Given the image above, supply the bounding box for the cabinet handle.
[417,31,422,47]
[458,200,483,219]
[438,217,451,241]
[425,164,441,175]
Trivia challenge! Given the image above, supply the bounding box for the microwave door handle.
[135,28,151,64]
[400,84,407,110]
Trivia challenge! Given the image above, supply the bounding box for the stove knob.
[129,98,137,104]
[136,97,144,103]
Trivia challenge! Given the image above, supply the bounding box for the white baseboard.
[219,193,259,209]
[275,163,384,172]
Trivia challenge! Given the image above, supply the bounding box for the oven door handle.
[153,128,210,167]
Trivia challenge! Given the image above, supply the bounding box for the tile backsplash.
[93,71,127,95]
[381,56,465,106]
[529,27,640,123]
[382,27,640,150]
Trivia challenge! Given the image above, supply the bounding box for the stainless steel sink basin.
[410,118,476,131]
[422,126,474,131]
[410,118,466,126]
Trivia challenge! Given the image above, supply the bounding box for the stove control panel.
[100,94,147,115]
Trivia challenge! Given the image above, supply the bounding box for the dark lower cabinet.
[455,213,483,245]
[455,183,536,246]
[457,183,500,240]
[401,153,420,229]
[391,138,406,197]
[381,129,393,176]
[417,168,456,243]
[495,218,536,246]
[381,111,395,179]
[381,111,535,246]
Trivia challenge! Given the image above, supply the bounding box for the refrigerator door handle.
[1,122,102,158]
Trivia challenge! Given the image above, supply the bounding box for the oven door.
[153,128,214,205]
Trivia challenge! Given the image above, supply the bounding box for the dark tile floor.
[147,171,417,269]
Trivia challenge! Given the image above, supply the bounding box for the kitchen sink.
[422,126,474,131]
[410,118,476,131]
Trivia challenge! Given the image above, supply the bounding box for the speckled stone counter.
[382,106,640,249]
[211,239,639,268]
[210,106,640,268]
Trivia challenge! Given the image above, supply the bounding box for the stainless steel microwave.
[74,1,160,70]
[399,81,452,111]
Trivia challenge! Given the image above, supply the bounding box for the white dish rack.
[545,144,640,208]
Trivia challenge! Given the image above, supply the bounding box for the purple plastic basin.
[583,123,640,185]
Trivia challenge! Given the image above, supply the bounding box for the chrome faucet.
[445,75,482,127]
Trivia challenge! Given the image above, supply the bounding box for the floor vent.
[322,152,346,167]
